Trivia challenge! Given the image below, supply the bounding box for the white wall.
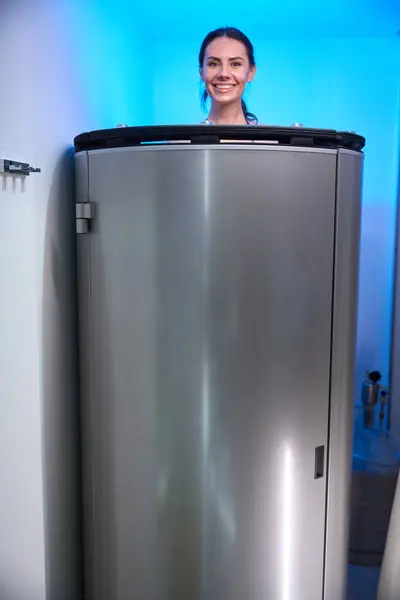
[0,2,149,599]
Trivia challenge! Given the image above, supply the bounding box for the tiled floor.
[347,564,380,600]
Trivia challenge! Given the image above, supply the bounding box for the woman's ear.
[199,67,205,82]
[248,65,257,82]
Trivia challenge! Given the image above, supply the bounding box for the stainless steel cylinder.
[74,125,364,600]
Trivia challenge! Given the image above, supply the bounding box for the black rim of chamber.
[74,125,366,152]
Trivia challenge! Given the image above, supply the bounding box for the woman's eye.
[208,61,218,67]
[232,62,242,67]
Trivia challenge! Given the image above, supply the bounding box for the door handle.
[314,446,325,479]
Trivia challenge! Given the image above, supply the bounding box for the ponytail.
[241,99,258,124]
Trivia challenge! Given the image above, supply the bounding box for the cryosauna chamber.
[74,125,365,600]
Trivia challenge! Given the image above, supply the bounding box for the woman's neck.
[208,101,247,125]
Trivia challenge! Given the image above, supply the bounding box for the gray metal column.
[75,129,364,600]
[323,149,363,600]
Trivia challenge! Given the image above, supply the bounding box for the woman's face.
[200,37,256,107]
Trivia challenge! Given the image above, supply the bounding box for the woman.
[199,27,258,125]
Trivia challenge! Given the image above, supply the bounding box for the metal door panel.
[82,145,337,600]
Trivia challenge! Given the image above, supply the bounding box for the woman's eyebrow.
[206,56,244,61]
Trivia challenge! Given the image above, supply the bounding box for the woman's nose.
[217,63,230,78]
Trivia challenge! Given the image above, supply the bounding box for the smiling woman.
[199,27,258,125]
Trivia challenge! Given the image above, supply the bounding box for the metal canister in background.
[361,370,382,429]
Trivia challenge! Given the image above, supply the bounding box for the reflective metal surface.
[76,144,361,600]
[324,149,363,600]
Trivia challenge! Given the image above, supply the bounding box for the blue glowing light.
[60,0,400,391]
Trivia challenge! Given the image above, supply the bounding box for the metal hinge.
[76,202,95,234]
[0,158,41,176]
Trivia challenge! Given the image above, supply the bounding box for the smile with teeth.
[214,83,236,92]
